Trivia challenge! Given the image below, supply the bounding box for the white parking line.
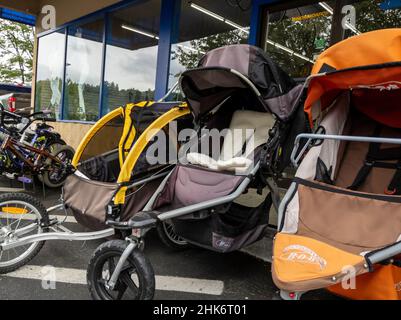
[4,265,224,296]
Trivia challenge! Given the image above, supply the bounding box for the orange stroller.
[272,28,401,300]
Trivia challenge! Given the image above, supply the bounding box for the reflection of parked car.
[0,83,32,116]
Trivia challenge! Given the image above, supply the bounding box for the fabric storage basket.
[171,194,271,253]
[63,174,119,231]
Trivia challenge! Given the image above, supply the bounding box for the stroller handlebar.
[291,133,401,168]
[106,211,159,230]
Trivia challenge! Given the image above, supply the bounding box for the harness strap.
[348,125,401,193]
[348,126,382,190]
[385,159,401,195]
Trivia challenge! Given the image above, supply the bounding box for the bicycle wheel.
[37,140,66,183]
[87,240,155,300]
[0,193,49,273]
[42,145,74,188]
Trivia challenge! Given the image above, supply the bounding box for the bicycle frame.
[0,133,64,173]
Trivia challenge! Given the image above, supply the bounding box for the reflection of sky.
[37,32,158,91]
[36,32,65,81]
[168,41,191,86]
[65,36,103,85]
[105,45,158,91]
[168,41,194,88]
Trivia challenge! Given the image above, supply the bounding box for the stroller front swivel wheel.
[87,240,155,300]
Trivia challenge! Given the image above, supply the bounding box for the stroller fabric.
[273,29,401,298]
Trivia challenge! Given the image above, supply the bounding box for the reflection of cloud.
[66,37,103,85]
[105,45,158,91]
[36,33,65,82]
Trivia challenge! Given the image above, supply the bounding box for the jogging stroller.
[272,29,401,300]
[86,44,308,300]
[64,101,192,231]
[0,100,191,274]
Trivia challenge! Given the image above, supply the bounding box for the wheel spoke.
[115,282,128,300]
[120,271,139,299]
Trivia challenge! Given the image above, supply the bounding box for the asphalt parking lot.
[0,179,337,300]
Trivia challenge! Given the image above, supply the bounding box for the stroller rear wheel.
[87,240,155,300]
[157,220,190,250]
[0,193,49,273]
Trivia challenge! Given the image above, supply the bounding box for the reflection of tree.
[266,15,332,77]
[36,79,155,120]
[172,0,401,78]
[35,78,62,117]
[104,81,155,113]
[171,30,247,71]
[353,0,401,33]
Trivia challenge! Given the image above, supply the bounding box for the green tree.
[0,19,34,84]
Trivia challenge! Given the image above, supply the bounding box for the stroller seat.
[187,109,274,172]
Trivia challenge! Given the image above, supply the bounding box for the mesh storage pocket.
[171,193,272,252]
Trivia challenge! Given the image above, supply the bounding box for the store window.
[168,0,252,90]
[35,30,66,118]
[102,0,160,114]
[262,1,401,79]
[262,2,335,78]
[63,18,104,121]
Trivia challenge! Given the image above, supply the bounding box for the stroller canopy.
[305,28,401,128]
[179,44,302,122]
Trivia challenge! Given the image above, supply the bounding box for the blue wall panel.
[155,0,181,100]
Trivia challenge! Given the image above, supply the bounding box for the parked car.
[0,83,32,116]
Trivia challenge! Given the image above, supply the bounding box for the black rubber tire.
[156,221,190,250]
[87,240,155,300]
[42,145,75,188]
[37,140,67,183]
[0,193,49,274]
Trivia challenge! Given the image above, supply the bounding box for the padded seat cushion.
[187,110,273,171]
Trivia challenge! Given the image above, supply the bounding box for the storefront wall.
[20,0,401,148]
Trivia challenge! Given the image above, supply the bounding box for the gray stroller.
[86,44,308,300]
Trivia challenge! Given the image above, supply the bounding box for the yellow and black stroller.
[0,99,191,273]
[273,29,401,300]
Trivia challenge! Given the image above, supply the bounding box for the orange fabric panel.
[305,66,401,126]
[328,264,401,300]
[305,29,401,126]
[273,233,364,283]
[312,29,401,74]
